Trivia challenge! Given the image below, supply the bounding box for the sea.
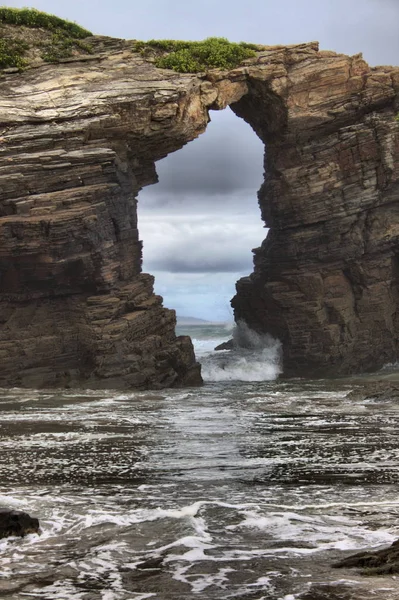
[1,322,399,600]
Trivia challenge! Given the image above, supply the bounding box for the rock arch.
[0,39,398,387]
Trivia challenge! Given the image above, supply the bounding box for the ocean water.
[1,324,399,599]
[179,322,282,382]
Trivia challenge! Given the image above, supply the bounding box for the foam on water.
[226,508,397,553]
[2,483,399,599]
[2,373,399,599]
[192,321,282,382]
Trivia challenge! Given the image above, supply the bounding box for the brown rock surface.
[231,51,399,376]
[0,37,398,387]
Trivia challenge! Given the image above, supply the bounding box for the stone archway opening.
[132,58,399,381]
[137,107,265,324]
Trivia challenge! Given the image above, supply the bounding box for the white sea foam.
[226,507,398,554]
[248,575,274,587]
[0,494,27,509]
[172,564,235,594]
[195,321,282,382]
[3,368,399,600]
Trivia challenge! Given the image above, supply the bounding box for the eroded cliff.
[0,34,398,387]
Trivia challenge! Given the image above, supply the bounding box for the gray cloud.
[140,109,264,204]
[139,189,261,216]
[139,213,266,274]
[150,257,250,274]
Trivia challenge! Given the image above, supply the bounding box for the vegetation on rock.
[0,7,92,69]
[0,36,27,68]
[0,10,257,72]
[0,7,91,37]
[133,37,259,73]
[41,32,92,63]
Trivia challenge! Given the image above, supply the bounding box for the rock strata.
[0,35,398,387]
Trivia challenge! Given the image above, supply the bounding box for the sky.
[6,0,399,320]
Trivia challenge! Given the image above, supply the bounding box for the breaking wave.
[193,321,282,382]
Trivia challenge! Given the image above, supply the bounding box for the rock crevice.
[0,40,398,387]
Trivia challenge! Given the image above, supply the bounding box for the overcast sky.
[7,0,399,320]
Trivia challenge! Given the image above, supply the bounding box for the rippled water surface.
[1,371,399,599]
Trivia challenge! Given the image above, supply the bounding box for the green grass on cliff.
[0,7,91,37]
[0,7,92,69]
[133,37,259,73]
[0,36,27,68]
[0,9,258,73]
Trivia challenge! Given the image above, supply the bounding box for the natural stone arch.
[0,38,398,388]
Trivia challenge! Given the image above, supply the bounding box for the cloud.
[138,108,266,283]
[139,189,261,216]
[139,213,266,274]
[140,108,264,205]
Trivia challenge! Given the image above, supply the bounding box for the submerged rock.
[214,339,234,351]
[136,556,164,570]
[333,539,399,575]
[346,381,399,402]
[0,509,40,539]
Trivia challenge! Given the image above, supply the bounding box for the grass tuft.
[0,37,27,68]
[0,7,93,68]
[41,32,93,63]
[133,37,258,73]
[0,7,92,38]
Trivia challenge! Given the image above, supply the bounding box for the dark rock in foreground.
[0,509,40,539]
[333,539,399,575]
[136,556,164,570]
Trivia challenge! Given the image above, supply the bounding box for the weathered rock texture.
[231,47,399,376]
[0,37,398,387]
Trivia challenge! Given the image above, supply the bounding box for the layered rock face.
[231,49,399,375]
[0,38,398,387]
